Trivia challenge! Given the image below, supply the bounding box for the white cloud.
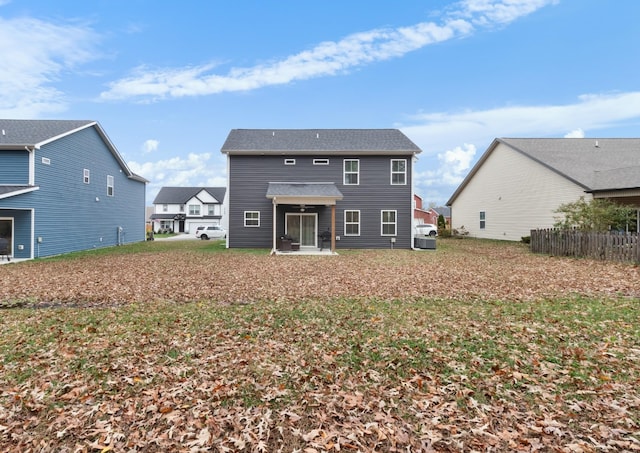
[142,139,159,154]
[0,16,99,117]
[99,0,552,101]
[402,91,640,155]
[564,128,585,138]
[406,91,640,204]
[454,0,559,26]
[128,152,227,202]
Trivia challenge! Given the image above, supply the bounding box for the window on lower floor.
[480,211,486,229]
[344,210,360,236]
[244,211,260,227]
[189,205,200,216]
[381,210,397,236]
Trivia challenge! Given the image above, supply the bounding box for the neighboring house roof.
[152,187,227,204]
[0,119,148,183]
[434,206,451,217]
[149,213,186,220]
[447,138,640,205]
[221,129,422,155]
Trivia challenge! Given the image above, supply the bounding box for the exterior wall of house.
[228,154,414,249]
[0,126,146,257]
[450,142,590,240]
[155,203,184,215]
[0,150,30,184]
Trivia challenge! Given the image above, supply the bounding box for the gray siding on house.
[228,154,413,249]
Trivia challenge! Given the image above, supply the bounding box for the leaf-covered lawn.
[0,239,638,452]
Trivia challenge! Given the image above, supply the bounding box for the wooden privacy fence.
[530,229,640,264]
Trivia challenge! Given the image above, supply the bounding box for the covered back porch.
[266,182,343,255]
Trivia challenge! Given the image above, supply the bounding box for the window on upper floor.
[313,159,329,165]
[83,169,90,184]
[208,205,218,216]
[180,205,184,212]
[244,211,260,227]
[391,159,407,185]
[480,211,486,229]
[344,159,359,185]
[381,210,397,236]
[344,210,360,236]
[189,205,200,216]
[163,204,168,212]
[107,175,114,196]
[284,159,296,165]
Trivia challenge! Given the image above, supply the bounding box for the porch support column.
[271,198,277,255]
[331,204,336,252]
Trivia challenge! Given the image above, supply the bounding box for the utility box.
[414,237,436,250]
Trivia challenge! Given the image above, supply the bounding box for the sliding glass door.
[286,213,317,247]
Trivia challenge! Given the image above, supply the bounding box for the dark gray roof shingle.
[0,119,94,146]
[266,182,344,199]
[501,138,640,191]
[221,129,421,155]
[153,187,227,204]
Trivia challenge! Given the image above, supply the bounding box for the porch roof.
[0,185,39,200]
[266,182,343,205]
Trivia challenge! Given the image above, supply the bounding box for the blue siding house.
[221,129,422,252]
[0,119,147,260]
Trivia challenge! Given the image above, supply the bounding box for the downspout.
[411,154,418,250]
[26,146,36,186]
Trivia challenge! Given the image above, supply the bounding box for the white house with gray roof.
[221,129,422,252]
[446,138,640,240]
[151,187,227,234]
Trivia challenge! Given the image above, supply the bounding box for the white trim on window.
[480,211,486,229]
[41,157,50,165]
[381,210,397,236]
[313,158,329,165]
[344,210,361,236]
[391,159,407,185]
[344,159,359,185]
[284,158,296,165]
[83,169,90,184]
[189,204,201,216]
[244,211,260,227]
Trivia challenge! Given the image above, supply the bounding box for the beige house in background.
[446,138,640,241]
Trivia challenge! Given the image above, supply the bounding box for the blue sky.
[2,0,639,206]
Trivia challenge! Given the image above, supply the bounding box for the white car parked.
[415,223,438,237]
[195,225,226,240]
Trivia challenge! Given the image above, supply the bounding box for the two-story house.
[221,129,422,252]
[0,119,147,260]
[150,187,227,234]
